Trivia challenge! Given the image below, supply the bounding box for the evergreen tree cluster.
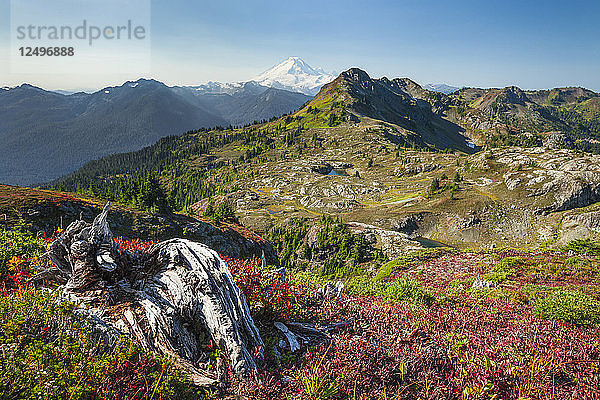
[202,201,237,223]
[428,173,460,198]
[114,174,170,213]
[49,126,282,213]
[267,216,386,277]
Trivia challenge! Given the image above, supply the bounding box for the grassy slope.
[2,204,600,399]
[4,73,600,399]
[44,73,600,251]
[165,119,600,250]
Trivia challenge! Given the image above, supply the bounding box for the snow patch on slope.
[190,81,267,96]
[423,83,460,94]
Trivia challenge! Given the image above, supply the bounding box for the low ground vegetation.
[1,224,599,399]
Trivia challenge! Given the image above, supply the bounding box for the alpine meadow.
[1,1,600,399]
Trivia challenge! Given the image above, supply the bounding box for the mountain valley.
[3,64,600,399]
[48,67,600,253]
[0,75,311,186]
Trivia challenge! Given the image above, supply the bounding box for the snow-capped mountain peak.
[253,57,336,96]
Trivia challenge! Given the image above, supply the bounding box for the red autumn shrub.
[114,236,156,253]
[222,254,309,321]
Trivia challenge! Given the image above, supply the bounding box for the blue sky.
[1,0,599,91]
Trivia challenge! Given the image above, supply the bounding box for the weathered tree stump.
[45,203,264,386]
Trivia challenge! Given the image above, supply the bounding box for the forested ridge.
[50,123,302,213]
[48,71,600,216]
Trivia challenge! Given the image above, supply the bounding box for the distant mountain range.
[4,57,600,187]
[52,88,97,95]
[0,78,310,186]
[172,81,310,126]
[0,57,339,186]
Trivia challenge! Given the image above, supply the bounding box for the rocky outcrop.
[392,214,425,236]
[397,163,441,177]
[564,211,600,232]
[534,172,600,214]
[543,132,572,149]
[300,197,361,211]
[503,172,522,190]
[347,222,422,259]
[458,212,482,229]
[309,161,353,175]
[310,162,335,175]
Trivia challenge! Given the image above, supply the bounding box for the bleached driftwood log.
[274,322,300,352]
[46,203,264,386]
[141,239,264,373]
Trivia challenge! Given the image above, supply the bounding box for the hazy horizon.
[3,58,599,94]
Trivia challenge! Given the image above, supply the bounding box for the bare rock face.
[347,222,423,258]
[567,211,600,232]
[543,132,572,149]
[534,172,600,214]
[503,172,522,190]
[307,160,353,175]
[393,214,424,236]
[397,163,441,177]
[46,203,263,386]
[561,211,600,239]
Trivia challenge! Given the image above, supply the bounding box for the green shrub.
[374,258,402,281]
[268,218,308,270]
[429,178,440,194]
[215,202,236,222]
[318,258,360,278]
[374,248,451,282]
[484,256,522,284]
[203,201,236,223]
[386,278,436,305]
[533,290,600,326]
[565,256,591,267]
[269,216,377,273]
[315,216,367,268]
[0,227,46,278]
[562,238,600,256]
[0,289,199,399]
[297,344,340,400]
[347,276,435,306]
